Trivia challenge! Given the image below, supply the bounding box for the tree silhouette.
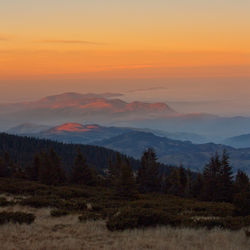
[137,148,160,193]
[71,149,95,186]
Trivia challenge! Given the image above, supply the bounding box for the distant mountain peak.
[50,123,102,133]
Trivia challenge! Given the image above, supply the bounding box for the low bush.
[0,212,35,225]
[79,211,104,222]
[187,216,250,230]
[0,197,10,206]
[50,209,69,217]
[20,196,59,208]
[106,208,184,231]
[54,187,90,199]
[106,207,250,231]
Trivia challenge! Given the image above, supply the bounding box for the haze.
[0,0,249,116]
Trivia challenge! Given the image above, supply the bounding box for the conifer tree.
[191,173,204,199]
[0,156,7,177]
[26,153,41,181]
[233,170,250,215]
[165,168,182,196]
[218,150,234,202]
[202,152,221,201]
[107,153,122,187]
[38,149,66,185]
[179,165,187,197]
[137,148,160,193]
[115,159,137,198]
[49,149,66,184]
[71,149,95,186]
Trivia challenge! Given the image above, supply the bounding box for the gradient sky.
[0,0,250,115]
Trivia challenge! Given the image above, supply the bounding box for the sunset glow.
[0,0,249,114]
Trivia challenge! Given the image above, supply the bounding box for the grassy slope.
[0,178,249,250]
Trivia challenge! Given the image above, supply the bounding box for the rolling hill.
[8,122,209,144]
[92,131,250,174]
[223,134,250,148]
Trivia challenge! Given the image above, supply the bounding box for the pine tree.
[218,150,234,202]
[233,170,250,215]
[106,153,122,187]
[38,149,66,185]
[39,152,53,185]
[235,170,249,193]
[49,149,66,185]
[0,156,7,177]
[165,168,182,196]
[26,154,41,181]
[0,152,14,177]
[71,149,95,186]
[191,173,204,199]
[202,153,221,201]
[137,148,160,193]
[179,165,187,197]
[185,168,193,198]
[115,159,137,198]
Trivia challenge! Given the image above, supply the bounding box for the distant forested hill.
[0,133,174,174]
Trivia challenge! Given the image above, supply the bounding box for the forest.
[0,132,249,232]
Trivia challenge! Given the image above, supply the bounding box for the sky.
[0,0,250,115]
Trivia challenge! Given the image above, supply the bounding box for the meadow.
[0,178,249,250]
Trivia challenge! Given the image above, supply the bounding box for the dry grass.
[0,205,249,250]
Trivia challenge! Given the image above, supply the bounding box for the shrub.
[106,208,184,231]
[0,212,35,225]
[233,192,250,216]
[184,216,250,230]
[78,211,103,222]
[106,207,250,231]
[0,197,10,206]
[20,196,59,208]
[50,209,69,217]
[54,187,90,199]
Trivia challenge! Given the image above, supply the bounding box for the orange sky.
[0,0,250,114]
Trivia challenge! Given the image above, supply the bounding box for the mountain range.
[7,122,209,144]
[1,92,250,140]
[6,122,250,175]
[0,92,176,130]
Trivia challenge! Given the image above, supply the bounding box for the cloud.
[0,36,9,41]
[40,40,106,45]
[127,86,168,93]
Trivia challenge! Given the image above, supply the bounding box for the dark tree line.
[0,146,249,215]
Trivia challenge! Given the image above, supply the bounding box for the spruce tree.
[115,159,137,198]
[165,168,182,196]
[233,170,250,215]
[191,173,204,199]
[202,152,221,201]
[26,154,41,181]
[137,148,160,193]
[71,149,95,186]
[179,165,187,197]
[49,149,66,185]
[107,153,122,187]
[38,150,66,185]
[218,150,234,202]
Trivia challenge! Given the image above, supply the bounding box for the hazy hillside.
[0,133,139,173]
[92,131,250,174]
[223,134,250,148]
[1,93,250,141]
[0,133,176,174]
[7,122,209,144]
[0,92,176,130]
